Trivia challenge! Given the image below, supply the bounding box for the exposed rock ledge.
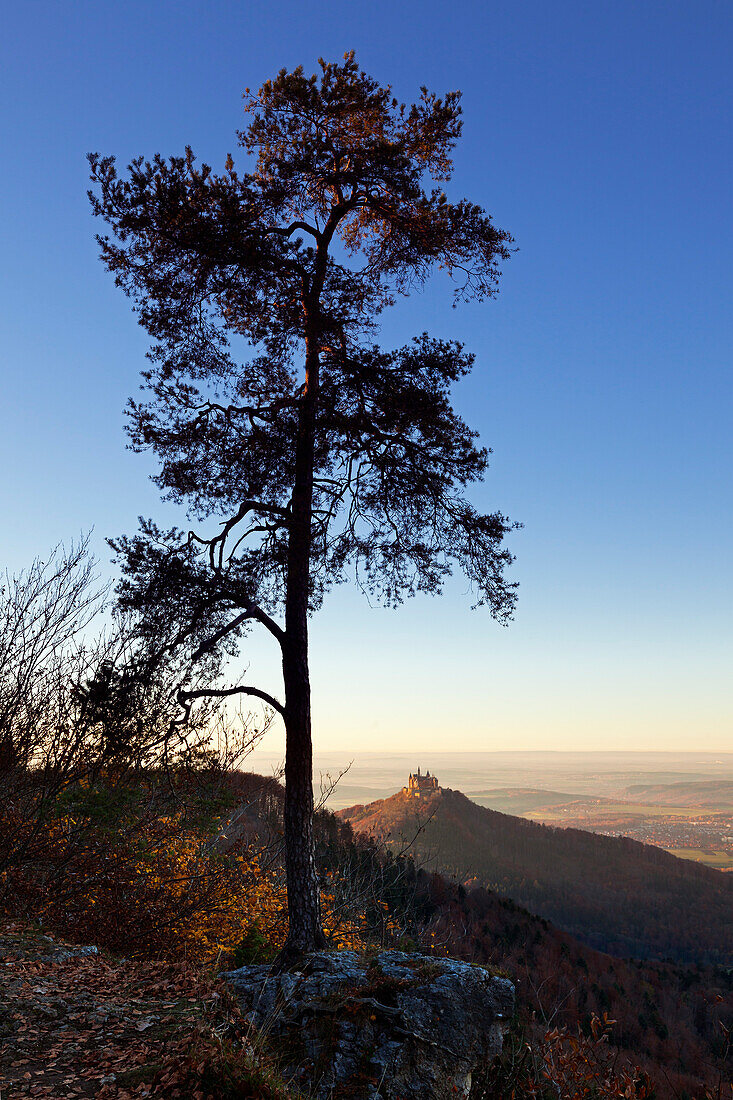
[223,950,514,1100]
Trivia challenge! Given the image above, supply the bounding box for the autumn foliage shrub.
[1,764,389,966]
[5,772,243,954]
[476,1013,659,1099]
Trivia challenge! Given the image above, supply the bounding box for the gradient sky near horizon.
[1,1,731,754]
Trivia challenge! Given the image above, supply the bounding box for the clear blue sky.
[1,1,731,752]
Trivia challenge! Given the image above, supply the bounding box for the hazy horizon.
[243,748,733,809]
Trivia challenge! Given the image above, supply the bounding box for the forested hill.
[339,787,733,965]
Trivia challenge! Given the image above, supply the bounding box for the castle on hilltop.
[402,767,440,798]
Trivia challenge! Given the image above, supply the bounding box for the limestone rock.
[223,950,514,1099]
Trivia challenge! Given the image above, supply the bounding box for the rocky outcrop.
[223,950,514,1100]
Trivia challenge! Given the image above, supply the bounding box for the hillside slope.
[339,787,733,965]
[417,872,733,1096]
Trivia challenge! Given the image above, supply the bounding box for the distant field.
[469,788,578,814]
[625,781,733,808]
[524,801,707,821]
[468,787,733,822]
[665,848,733,869]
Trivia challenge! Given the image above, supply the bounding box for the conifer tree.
[89,53,518,958]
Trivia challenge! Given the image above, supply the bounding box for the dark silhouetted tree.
[88,53,518,957]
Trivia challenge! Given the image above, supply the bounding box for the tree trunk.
[279,330,327,961]
[281,633,325,957]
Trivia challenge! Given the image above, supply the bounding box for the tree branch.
[179,684,285,718]
[190,396,301,423]
[188,603,286,666]
[265,220,320,240]
[248,604,286,646]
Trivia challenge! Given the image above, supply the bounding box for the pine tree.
[89,53,518,958]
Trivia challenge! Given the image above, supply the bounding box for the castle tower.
[402,767,440,798]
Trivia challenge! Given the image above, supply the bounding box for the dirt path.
[0,924,216,1099]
